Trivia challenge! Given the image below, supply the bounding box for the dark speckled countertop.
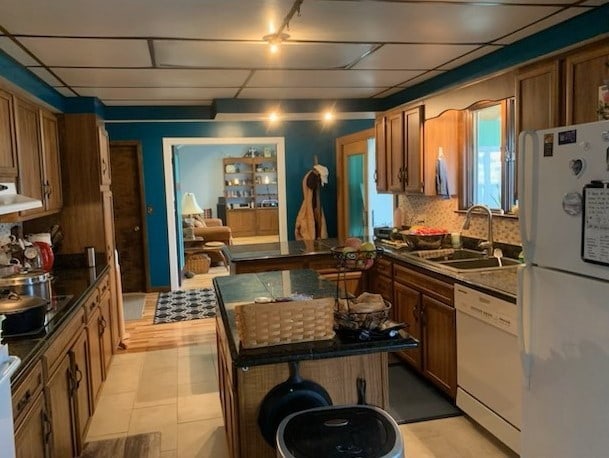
[213,269,418,368]
[5,260,110,384]
[225,238,340,261]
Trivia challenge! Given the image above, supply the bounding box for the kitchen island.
[214,269,417,458]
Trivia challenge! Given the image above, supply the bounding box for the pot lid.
[0,270,50,286]
[0,292,47,314]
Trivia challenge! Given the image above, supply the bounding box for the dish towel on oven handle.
[435,155,450,198]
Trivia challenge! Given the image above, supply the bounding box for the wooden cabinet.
[46,353,78,457]
[99,286,114,375]
[393,262,456,398]
[86,305,104,409]
[565,41,609,125]
[516,60,561,133]
[227,209,256,237]
[70,328,91,448]
[375,105,424,194]
[98,125,112,186]
[0,88,18,177]
[40,110,63,213]
[14,391,49,458]
[255,207,278,236]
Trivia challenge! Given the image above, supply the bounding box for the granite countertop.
[213,269,418,368]
[5,260,110,383]
[224,238,341,262]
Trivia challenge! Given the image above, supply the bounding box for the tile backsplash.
[397,195,521,246]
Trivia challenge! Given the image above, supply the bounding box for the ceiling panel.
[353,44,481,70]
[397,70,445,87]
[437,45,501,70]
[26,67,64,87]
[154,40,374,69]
[75,86,238,100]
[238,87,387,99]
[104,99,214,106]
[0,37,38,66]
[53,86,77,97]
[247,69,423,88]
[17,37,151,67]
[50,68,251,87]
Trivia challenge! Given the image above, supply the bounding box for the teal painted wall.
[106,119,373,288]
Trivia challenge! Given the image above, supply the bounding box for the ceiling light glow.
[323,111,334,122]
[268,111,280,123]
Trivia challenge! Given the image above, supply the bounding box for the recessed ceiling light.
[268,111,280,123]
[263,32,290,54]
[323,111,335,122]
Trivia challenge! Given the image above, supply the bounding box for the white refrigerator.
[518,120,609,457]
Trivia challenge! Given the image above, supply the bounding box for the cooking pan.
[258,361,332,447]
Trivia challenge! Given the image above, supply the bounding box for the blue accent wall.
[106,119,372,288]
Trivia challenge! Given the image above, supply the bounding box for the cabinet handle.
[42,409,52,445]
[397,167,403,182]
[16,389,32,413]
[403,167,409,184]
[373,170,378,183]
[74,365,83,391]
[413,305,419,321]
[99,315,107,334]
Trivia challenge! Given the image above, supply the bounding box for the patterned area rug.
[154,288,217,324]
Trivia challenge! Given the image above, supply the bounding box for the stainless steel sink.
[436,256,521,272]
[412,248,486,262]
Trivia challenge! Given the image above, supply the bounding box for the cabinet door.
[86,306,103,409]
[394,282,422,370]
[226,209,256,237]
[0,88,18,177]
[70,328,91,451]
[403,105,424,194]
[422,295,457,398]
[15,391,49,458]
[374,116,388,192]
[99,290,113,376]
[98,125,112,186]
[47,353,77,458]
[516,60,560,132]
[15,97,44,217]
[40,110,63,213]
[255,208,278,235]
[102,190,116,267]
[387,111,405,193]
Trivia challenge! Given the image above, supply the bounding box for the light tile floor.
[87,342,517,457]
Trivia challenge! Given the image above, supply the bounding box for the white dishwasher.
[455,285,521,454]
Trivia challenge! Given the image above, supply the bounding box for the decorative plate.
[225,164,236,173]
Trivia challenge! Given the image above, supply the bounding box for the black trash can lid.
[276,405,403,458]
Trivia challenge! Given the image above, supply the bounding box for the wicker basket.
[334,300,392,331]
[235,297,335,349]
[185,254,211,274]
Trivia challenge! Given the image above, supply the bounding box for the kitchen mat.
[122,293,146,321]
[81,431,161,457]
[153,288,217,324]
[387,362,461,424]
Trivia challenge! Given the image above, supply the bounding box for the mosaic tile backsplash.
[397,195,521,246]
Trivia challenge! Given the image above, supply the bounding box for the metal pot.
[0,270,52,304]
[0,292,48,336]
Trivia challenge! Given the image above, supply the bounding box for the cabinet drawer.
[44,306,85,376]
[83,289,100,320]
[12,359,43,429]
[374,258,393,277]
[97,272,110,299]
[394,264,454,305]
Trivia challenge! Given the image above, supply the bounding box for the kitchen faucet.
[462,204,493,257]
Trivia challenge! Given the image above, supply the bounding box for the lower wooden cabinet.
[46,354,78,457]
[255,208,279,235]
[99,290,113,376]
[422,295,456,395]
[394,281,423,370]
[86,306,103,410]
[226,209,256,237]
[70,328,91,447]
[14,391,49,458]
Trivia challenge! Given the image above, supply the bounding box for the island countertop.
[213,269,418,368]
[224,238,340,262]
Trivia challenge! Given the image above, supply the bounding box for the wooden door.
[0,88,17,177]
[374,117,387,193]
[109,142,148,292]
[40,110,63,212]
[14,392,48,458]
[394,282,422,370]
[47,353,77,458]
[422,295,457,398]
[15,97,43,217]
[403,105,424,194]
[387,111,404,193]
[70,328,90,453]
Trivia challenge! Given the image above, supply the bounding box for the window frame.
[461,98,516,213]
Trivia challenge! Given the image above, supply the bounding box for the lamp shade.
[181,192,203,215]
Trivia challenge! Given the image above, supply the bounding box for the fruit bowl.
[399,227,448,250]
[331,245,383,270]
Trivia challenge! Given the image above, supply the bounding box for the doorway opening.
[163,137,288,290]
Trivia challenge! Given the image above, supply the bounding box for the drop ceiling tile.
[437,46,502,70]
[103,99,213,106]
[154,40,374,69]
[26,67,64,87]
[75,87,238,100]
[287,2,564,43]
[51,68,250,87]
[397,70,445,87]
[0,37,38,66]
[54,87,77,97]
[238,87,386,99]
[248,69,423,88]
[495,7,595,45]
[372,87,407,98]
[353,44,480,70]
[18,37,151,67]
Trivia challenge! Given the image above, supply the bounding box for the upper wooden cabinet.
[516,60,561,133]
[375,105,424,194]
[40,110,63,213]
[98,125,112,187]
[565,41,609,125]
[0,88,18,178]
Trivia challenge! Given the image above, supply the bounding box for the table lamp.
[182,192,203,239]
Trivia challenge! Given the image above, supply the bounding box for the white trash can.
[276,405,404,458]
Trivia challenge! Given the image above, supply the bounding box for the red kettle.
[33,241,54,272]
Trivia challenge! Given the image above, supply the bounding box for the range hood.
[0,183,43,215]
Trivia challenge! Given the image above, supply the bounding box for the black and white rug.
[154,288,217,324]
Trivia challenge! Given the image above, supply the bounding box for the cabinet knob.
[134,226,140,232]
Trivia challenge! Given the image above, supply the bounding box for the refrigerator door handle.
[518,266,532,389]
[518,130,539,264]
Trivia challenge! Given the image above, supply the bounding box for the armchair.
[192,217,232,245]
